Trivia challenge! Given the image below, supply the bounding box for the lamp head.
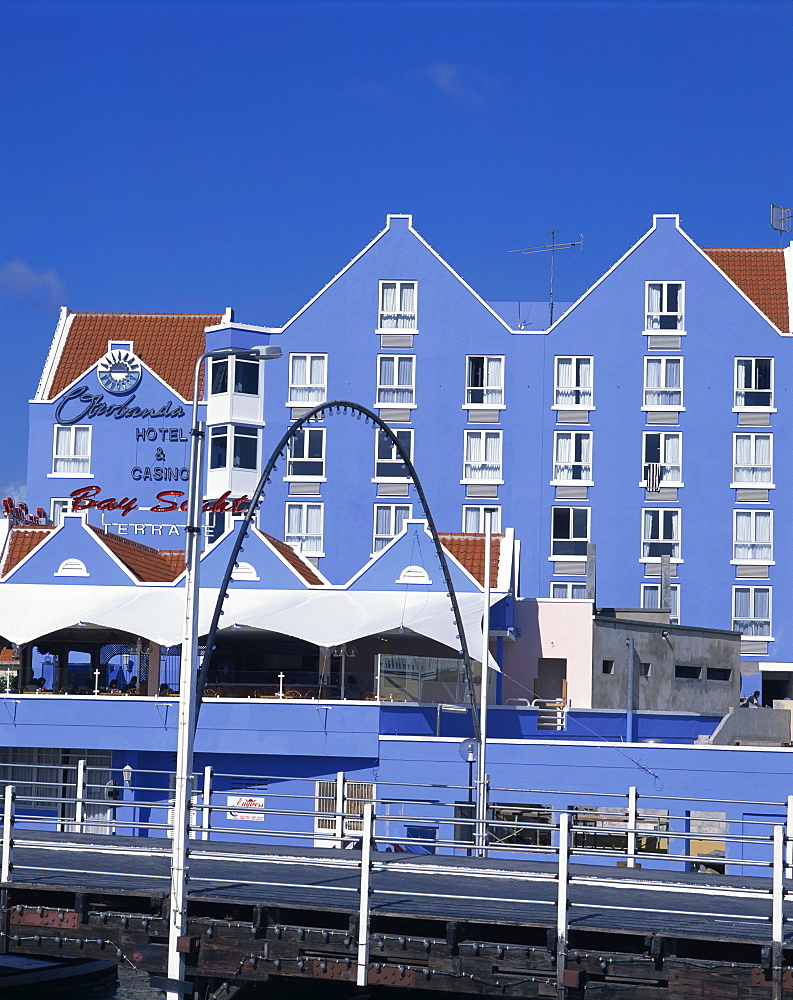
[252,344,282,361]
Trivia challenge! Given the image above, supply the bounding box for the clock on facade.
[97,349,142,394]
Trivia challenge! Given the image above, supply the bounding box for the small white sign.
[226,794,265,821]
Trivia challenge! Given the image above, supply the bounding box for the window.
[287,427,326,478]
[640,662,651,677]
[50,498,75,525]
[285,503,323,553]
[641,508,681,560]
[554,357,592,407]
[733,510,772,562]
[55,558,89,577]
[675,664,701,680]
[733,586,771,637]
[551,507,589,558]
[489,804,552,848]
[210,426,258,470]
[552,431,592,483]
[602,660,614,674]
[463,506,501,533]
[735,358,773,408]
[288,354,327,404]
[642,432,682,486]
[641,584,680,624]
[467,356,504,405]
[643,357,682,408]
[373,504,411,551]
[707,667,732,682]
[572,805,669,853]
[375,429,413,479]
[52,425,91,475]
[551,583,588,599]
[210,355,260,395]
[733,433,772,485]
[377,355,415,405]
[646,281,683,330]
[379,281,416,329]
[463,430,503,482]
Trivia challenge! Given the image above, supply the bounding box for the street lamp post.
[474,510,493,857]
[166,343,280,1000]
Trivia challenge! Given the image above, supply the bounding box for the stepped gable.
[90,527,184,582]
[703,248,789,333]
[1,526,56,577]
[48,313,223,400]
[438,533,502,588]
[256,530,325,586]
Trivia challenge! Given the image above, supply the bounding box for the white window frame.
[373,504,412,553]
[732,586,772,639]
[550,506,590,561]
[209,354,261,396]
[551,431,593,485]
[641,432,682,487]
[550,582,588,600]
[373,428,414,482]
[642,356,684,410]
[210,425,259,471]
[461,430,503,485]
[378,280,417,330]
[732,433,773,488]
[50,498,76,525]
[640,583,680,624]
[462,506,502,534]
[732,510,774,564]
[465,355,505,408]
[285,502,324,556]
[640,508,682,563]
[287,354,327,405]
[286,426,327,481]
[50,424,93,477]
[376,355,416,407]
[553,356,593,410]
[734,357,774,411]
[644,280,685,332]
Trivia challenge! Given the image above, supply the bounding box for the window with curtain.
[735,358,773,408]
[285,503,323,552]
[554,357,593,407]
[551,583,588,599]
[553,431,592,482]
[373,504,412,551]
[646,282,684,330]
[379,281,417,328]
[466,356,504,405]
[52,425,91,474]
[733,587,771,636]
[643,357,682,407]
[463,431,502,481]
[733,434,772,484]
[641,584,680,624]
[462,506,501,533]
[551,507,589,557]
[375,429,413,479]
[733,510,772,562]
[642,508,681,559]
[377,355,415,404]
[287,427,326,478]
[643,432,682,484]
[289,354,327,403]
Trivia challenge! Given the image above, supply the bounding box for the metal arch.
[194,400,481,740]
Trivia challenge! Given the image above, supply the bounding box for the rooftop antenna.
[771,205,792,246]
[508,232,584,327]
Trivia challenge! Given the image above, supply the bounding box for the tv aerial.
[508,231,584,327]
[771,205,792,245]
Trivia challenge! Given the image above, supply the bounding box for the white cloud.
[0,480,27,506]
[0,260,65,309]
[420,62,497,105]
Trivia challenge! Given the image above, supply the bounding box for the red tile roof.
[438,533,502,587]
[90,528,184,582]
[1,527,56,577]
[47,313,223,400]
[256,530,325,586]
[703,249,789,333]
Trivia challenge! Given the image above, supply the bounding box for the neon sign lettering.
[70,487,250,518]
[55,385,186,426]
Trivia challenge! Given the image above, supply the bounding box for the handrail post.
[201,766,212,842]
[785,795,793,878]
[334,771,345,848]
[556,810,570,999]
[2,785,15,884]
[627,786,638,868]
[476,773,490,858]
[356,802,374,986]
[75,759,86,834]
[772,824,784,1000]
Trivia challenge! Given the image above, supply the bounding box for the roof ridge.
[703,247,783,252]
[89,525,166,556]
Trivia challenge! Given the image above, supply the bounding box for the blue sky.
[1,0,791,500]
